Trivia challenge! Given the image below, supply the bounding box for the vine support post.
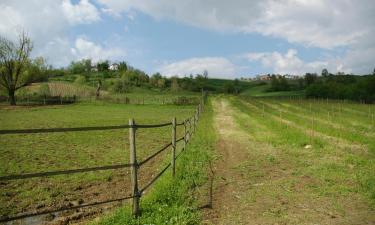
[129,119,140,216]
[172,117,176,177]
[183,119,187,149]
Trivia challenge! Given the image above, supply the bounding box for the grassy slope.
[92,100,216,225]
[0,103,195,216]
[233,97,375,207]
[240,83,305,97]
[204,96,375,223]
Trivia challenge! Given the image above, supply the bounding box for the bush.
[38,83,51,97]
[74,75,86,85]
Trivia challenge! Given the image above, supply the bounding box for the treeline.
[305,72,375,103]
[267,70,375,103]
[47,59,251,94]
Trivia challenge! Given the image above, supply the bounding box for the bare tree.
[0,31,33,105]
[203,70,208,79]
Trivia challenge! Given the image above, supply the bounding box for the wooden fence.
[0,101,205,222]
[0,95,200,106]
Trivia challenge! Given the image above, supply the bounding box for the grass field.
[0,102,195,218]
[240,83,305,97]
[205,96,375,223]
[1,95,374,224]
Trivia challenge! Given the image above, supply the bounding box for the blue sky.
[1,0,374,78]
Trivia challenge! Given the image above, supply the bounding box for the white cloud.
[71,37,125,63]
[159,57,235,78]
[98,0,375,73]
[245,49,335,75]
[97,0,375,49]
[0,0,107,67]
[62,0,101,25]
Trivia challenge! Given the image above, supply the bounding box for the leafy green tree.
[118,61,127,71]
[27,57,49,82]
[305,73,318,86]
[270,75,279,91]
[0,31,33,105]
[279,76,290,91]
[171,77,179,92]
[150,72,162,87]
[195,74,206,90]
[84,59,92,74]
[322,68,329,77]
[69,60,86,74]
[223,81,235,94]
[97,60,109,72]
[157,78,166,88]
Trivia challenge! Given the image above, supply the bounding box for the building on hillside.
[109,63,119,71]
[257,74,271,80]
[284,74,300,80]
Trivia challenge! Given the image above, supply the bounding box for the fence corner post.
[129,119,140,216]
[172,117,176,177]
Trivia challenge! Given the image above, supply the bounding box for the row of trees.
[305,72,375,102]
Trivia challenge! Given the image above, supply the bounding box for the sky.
[0,0,374,78]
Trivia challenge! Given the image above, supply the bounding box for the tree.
[373,68,375,75]
[322,68,329,77]
[84,59,92,74]
[0,31,33,105]
[97,60,109,72]
[203,70,208,79]
[69,60,86,74]
[171,77,179,92]
[223,81,235,94]
[118,61,127,72]
[305,73,318,86]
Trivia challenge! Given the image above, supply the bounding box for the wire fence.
[0,99,205,223]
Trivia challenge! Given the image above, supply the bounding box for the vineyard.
[206,97,375,224]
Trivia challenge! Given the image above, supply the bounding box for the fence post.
[172,117,176,177]
[189,118,192,139]
[183,119,187,149]
[193,115,196,134]
[129,119,140,216]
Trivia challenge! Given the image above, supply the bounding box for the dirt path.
[202,99,254,224]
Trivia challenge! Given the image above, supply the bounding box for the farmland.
[0,102,195,220]
[205,97,375,224]
[1,95,374,225]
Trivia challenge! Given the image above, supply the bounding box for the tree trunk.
[9,89,16,105]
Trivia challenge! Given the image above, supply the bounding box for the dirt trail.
[201,99,249,224]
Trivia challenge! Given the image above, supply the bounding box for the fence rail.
[0,99,205,222]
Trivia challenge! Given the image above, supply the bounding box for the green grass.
[92,100,216,225]
[240,83,305,97]
[0,102,196,216]
[230,96,375,207]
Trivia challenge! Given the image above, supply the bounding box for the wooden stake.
[171,117,176,177]
[129,119,140,216]
[183,119,187,148]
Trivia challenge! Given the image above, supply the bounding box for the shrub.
[74,75,86,85]
[38,83,51,97]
